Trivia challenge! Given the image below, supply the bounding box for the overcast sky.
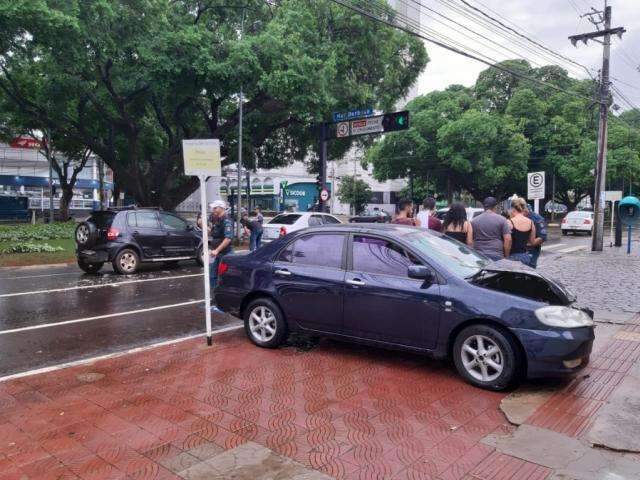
[413,0,640,112]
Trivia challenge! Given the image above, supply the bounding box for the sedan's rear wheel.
[244,298,287,348]
[113,248,139,275]
[453,324,520,390]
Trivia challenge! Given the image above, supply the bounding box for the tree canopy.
[365,60,640,207]
[0,0,427,208]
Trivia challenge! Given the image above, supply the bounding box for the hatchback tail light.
[279,226,287,237]
[106,228,120,240]
[583,219,592,225]
[217,261,229,276]
[561,218,567,224]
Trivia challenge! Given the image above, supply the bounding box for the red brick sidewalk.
[5,319,636,480]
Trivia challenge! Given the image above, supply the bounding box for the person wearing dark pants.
[525,206,547,268]
[241,212,263,252]
[208,201,234,306]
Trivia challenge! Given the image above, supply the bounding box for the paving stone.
[587,375,640,453]
[178,441,332,480]
[499,385,558,425]
[538,248,640,314]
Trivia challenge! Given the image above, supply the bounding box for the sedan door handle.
[274,269,292,276]
[347,278,365,286]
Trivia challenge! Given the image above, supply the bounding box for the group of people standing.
[391,195,546,268]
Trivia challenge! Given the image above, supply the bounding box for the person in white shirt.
[416,197,437,229]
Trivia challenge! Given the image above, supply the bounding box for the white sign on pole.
[336,122,349,138]
[527,171,545,200]
[182,139,221,346]
[604,190,623,202]
[350,116,384,136]
[182,139,221,176]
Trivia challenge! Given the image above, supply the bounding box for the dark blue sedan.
[214,224,594,390]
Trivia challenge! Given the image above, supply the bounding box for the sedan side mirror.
[408,265,434,283]
[186,224,194,231]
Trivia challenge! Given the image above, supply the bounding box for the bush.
[1,242,65,254]
[0,222,76,242]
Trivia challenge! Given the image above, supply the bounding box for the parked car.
[561,211,594,235]
[349,209,391,223]
[435,207,484,221]
[261,212,341,243]
[75,207,205,274]
[214,224,594,391]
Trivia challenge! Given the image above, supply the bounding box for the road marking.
[557,246,588,254]
[0,272,80,280]
[0,300,204,335]
[0,273,203,298]
[543,243,567,251]
[0,324,243,383]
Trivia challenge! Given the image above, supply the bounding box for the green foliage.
[338,175,372,215]
[366,60,640,206]
[0,0,427,209]
[0,222,76,242]
[1,242,64,254]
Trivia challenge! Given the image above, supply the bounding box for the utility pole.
[318,122,328,212]
[569,2,625,251]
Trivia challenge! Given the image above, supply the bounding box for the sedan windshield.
[403,231,489,278]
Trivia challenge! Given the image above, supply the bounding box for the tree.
[0,0,427,209]
[338,175,372,215]
[619,108,640,129]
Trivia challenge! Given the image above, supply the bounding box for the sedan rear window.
[269,214,301,225]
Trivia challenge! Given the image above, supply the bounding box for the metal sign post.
[183,139,221,346]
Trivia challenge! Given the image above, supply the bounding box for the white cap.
[209,200,227,210]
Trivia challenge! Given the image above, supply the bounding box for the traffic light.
[382,111,410,133]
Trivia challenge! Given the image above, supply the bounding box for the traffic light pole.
[318,122,328,212]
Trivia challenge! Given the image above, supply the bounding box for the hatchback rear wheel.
[113,248,139,275]
[244,298,287,348]
[453,324,520,390]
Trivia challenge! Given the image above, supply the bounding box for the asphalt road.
[0,262,241,378]
[0,230,591,378]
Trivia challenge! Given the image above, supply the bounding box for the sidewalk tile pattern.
[525,314,640,438]
[0,331,552,480]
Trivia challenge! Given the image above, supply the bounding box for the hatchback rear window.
[89,212,116,228]
[269,214,301,225]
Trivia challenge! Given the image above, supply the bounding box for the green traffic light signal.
[397,115,406,126]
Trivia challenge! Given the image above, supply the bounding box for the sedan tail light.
[279,226,287,237]
[217,261,229,276]
[106,228,120,240]
[583,219,592,225]
[561,218,567,224]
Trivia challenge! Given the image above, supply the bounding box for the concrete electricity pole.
[569,2,625,251]
[236,8,245,239]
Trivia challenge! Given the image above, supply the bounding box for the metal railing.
[27,198,97,210]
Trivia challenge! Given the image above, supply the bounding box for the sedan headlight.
[535,306,594,328]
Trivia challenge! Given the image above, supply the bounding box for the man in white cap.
[208,200,234,295]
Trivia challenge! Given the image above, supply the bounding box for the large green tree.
[337,174,372,214]
[0,0,427,209]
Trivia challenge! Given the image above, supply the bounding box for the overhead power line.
[330,0,600,104]
[455,0,595,78]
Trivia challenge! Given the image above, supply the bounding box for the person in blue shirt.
[525,205,547,268]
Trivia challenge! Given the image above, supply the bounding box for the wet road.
[0,262,241,377]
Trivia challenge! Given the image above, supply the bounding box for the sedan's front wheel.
[453,324,520,390]
[244,298,287,348]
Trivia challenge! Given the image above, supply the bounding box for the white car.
[436,207,484,221]
[561,211,594,235]
[262,212,342,243]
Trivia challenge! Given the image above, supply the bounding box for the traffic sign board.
[351,116,384,136]
[336,122,349,138]
[320,188,330,202]
[333,108,373,122]
[527,171,545,200]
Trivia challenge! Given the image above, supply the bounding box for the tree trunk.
[60,186,74,221]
